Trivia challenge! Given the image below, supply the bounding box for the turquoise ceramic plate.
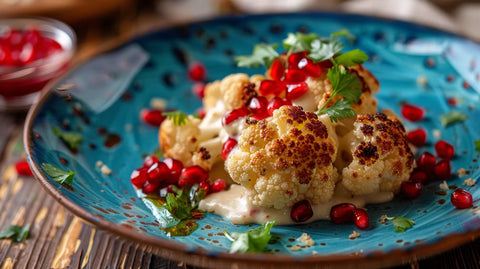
[25,13,480,268]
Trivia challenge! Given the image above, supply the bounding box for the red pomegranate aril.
[401,104,424,122]
[410,169,429,184]
[434,159,451,181]
[23,28,41,46]
[286,82,309,100]
[435,140,454,160]
[178,165,209,187]
[267,97,286,115]
[259,80,286,98]
[302,60,323,77]
[287,51,308,68]
[199,181,210,194]
[407,128,427,147]
[221,137,238,160]
[188,62,206,81]
[15,160,33,177]
[290,200,313,223]
[192,82,205,98]
[143,155,160,168]
[142,183,159,194]
[318,59,334,70]
[284,69,307,83]
[147,162,170,185]
[249,96,269,120]
[330,203,356,224]
[196,107,206,119]
[164,158,184,183]
[417,152,436,172]
[451,188,473,209]
[401,181,423,199]
[140,109,165,126]
[353,209,369,230]
[130,167,148,188]
[211,178,227,193]
[222,107,248,126]
[269,58,285,81]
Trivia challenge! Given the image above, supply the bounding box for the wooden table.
[1,4,480,268]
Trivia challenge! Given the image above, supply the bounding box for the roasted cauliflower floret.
[226,106,339,210]
[341,113,414,195]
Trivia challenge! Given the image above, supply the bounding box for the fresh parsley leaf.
[308,38,344,62]
[41,163,75,186]
[224,221,276,253]
[282,33,319,54]
[0,224,30,242]
[165,184,205,220]
[317,99,357,122]
[334,49,369,67]
[235,44,279,68]
[162,111,188,126]
[385,216,415,232]
[440,111,468,127]
[52,126,83,150]
[164,219,198,236]
[327,64,362,103]
[475,140,480,152]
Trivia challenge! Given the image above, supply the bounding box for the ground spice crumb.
[433,129,441,138]
[349,231,360,240]
[439,181,449,190]
[101,164,112,176]
[290,245,301,251]
[417,76,427,85]
[150,98,167,110]
[457,168,467,177]
[463,177,476,187]
[297,233,315,247]
[312,250,318,255]
[96,160,103,167]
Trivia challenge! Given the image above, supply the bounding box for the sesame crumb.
[463,178,476,187]
[101,164,112,176]
[312,250,318,255]
[457,168,467,177]
[349,230,360,240]
[417,76,427,85]
[290,245,301,251]
[297,233,315,247]
[433,129,441,139]
[439,181,449,190]
[150,98,167,110]
[96,160,103,167]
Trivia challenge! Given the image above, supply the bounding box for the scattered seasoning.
[290,245,301,251]
[417,76,427,85]
[463,178,476,187]
[457,168,467,177]
[297,233,315,247]
[433,129,441,139]
[349,230,360,240]
[150,98,167,110]
[439,181,449,190]
[100,164,112,176]
[439,111,467,127]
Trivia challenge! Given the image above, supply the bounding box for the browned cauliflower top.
[226,106,338,209]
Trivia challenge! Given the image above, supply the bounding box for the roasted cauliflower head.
[341,113,414,195]
[226,106,339,210]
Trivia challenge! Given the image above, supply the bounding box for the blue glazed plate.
[25,13,480,268]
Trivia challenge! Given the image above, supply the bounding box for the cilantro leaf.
[235,44,279,68]
[385,216,415,232]
[317,99,357,122]
[162,111,188,126]
[327,64,362,103]
[165,184,205,220]
[0,224,30,242]
[41,163,75,186]
[440,111,467,127]
[52,126,83,150]
[334,49,369,67]
[308,38,344,62]
[282,33,319,54]
[224,221,276,253]
[475,140,480,152]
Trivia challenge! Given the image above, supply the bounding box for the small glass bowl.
[0,18,76,111]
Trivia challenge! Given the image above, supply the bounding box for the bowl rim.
[23,11,480,268]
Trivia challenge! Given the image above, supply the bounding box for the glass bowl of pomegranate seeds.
[0,18,75,110]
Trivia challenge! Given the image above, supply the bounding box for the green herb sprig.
[475,140,480,152]
[440,111,468,127]
[163,111,189,126]
[0,224,30,242]
[41,163,75,186]
[383,216,415,232]
[224,221,276,253]
[52,126,83,150]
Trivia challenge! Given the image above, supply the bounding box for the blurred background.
[1,0,479,62]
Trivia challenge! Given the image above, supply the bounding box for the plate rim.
[23,11,480,268]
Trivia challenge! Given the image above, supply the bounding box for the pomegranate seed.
[19,43,34,64]
[269,58,285,80]
[330,203,356,224]
[401,181,423,199]
[143,155,159,168]
[287,51,308,68]
[164,158,184,183]
[196,107,206,119]
[410,169,429,184]
[221,137,238,160]
[417,152,436,176]
[140,109,165,126]
[4,29,23,48]
[199,181,210,194]
[222,107,248,126]
[435,140,454,160]
[407,129,427,147]
[401,104,424,122]
[447,97,457,106]
[451,188,473,209]
[211,178,227,193]
[23,28,41,46]
[302,60,323,77]
[353,209,369,230]
[142,183,159,194]
[15,160,33,176]
[130,167,148,188]
[178,165,209,187]
[284,69,307,83]
[434,159,451,181]
[318,59,334,69]
[188,62,206,81]
[192,82,205,98]
[249,96,269,120]
[286,82,309,100]
[290,200,313,223]
[267,97,288,115]
[147,162,170,185]
[259,80,286,98]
